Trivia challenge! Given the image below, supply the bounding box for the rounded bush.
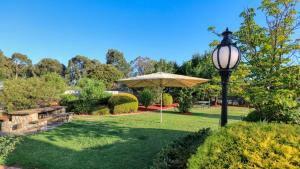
[162,93,173,106]
[91,106,110,115]
[108,93,138,114]
[139,89,154,108]
[188,122,300,169]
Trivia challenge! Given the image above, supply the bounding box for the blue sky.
[0,0,276,65]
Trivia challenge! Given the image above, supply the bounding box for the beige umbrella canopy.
[118,72,209,122]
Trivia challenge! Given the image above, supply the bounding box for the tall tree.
[106,49,130,76]
[154,59,178,73]
[0,51,13,79]
[11,53,33,78]
[130,56,156,76]
[210,0,300,123]
[87,64,123,89]
[35,58,65,76]
[66,55,99,85]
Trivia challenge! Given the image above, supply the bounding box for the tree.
[87,64,123,89]
[66,55,99,85]
[77,78,107,100]
[210,0,300,123]
[11,53,33,78]
[178,52,221,105]
[154,59,178,73]
[130,56,156,76]
[0,51,13,79]
[106,49,130,76]
[35,58,65,76]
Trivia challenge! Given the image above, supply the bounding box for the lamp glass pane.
[219,46,230,69]
[229,46,239,68]
[212,49,220,69]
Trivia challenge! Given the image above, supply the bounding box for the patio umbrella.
[118,72,209,122]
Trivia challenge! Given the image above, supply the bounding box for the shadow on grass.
[4,120,191,169]
[162,110,243,120]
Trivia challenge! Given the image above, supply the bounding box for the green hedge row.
[188,122,300,169]
[151,128,211,169]
[108,93,138,114]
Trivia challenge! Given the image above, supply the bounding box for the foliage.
[0,51,13,80]
[59,94,78,110]
[130,56,156,76]
[77,78,108,100]
[162,93,173,106]
[139,88,154,108]
[236,0,300,123]
[35,58,65,76]
[209,0,300,123]
[178,53,217,79]
[178,53,221,104]
[151,128,211,169]
[106,49,130,77]
[0,74,67,111]
[154,59,178,73]
[87,64,123,89]
[188,122,300,169]
[244,108,300,124]
[177,88,193,113]
[108,93,138,114]
[0,136,22,163]
[66,55,100,85]
[11,52,33,78]
[41,73,67,102]
[149,87,162,104]
[91,106,110,115]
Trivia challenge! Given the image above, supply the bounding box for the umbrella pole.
[160,90,163,123]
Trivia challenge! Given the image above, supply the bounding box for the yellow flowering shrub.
[188,122,300,169]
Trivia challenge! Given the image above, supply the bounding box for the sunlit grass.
[3,106,251,169]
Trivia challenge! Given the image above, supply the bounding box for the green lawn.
[3,106,251,169]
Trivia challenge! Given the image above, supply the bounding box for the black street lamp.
[212,28,241,127]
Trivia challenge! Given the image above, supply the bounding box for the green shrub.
[77,78,109,100]
[91,106,110,115]
[139,88,154,108]
[188,122,300,169]
[162,93,173,106]
[108,93,138,114]
[151,128,211,169]
[60,94,78,106]
[244,107,300,125]
[0,74,66,111]
[177,89,193,113]
[0,136,22,163]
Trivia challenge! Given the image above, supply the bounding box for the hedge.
[91,106,110,115]
[162,93,173,106]
[0,136,22,164]
[108,93,138,114]
[151,128,211,169]
[188,122,300,169]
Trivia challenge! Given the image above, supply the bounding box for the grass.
[2,106,251,169]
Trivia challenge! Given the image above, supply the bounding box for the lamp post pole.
[211,28,241,127]
[220,70,230,126]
